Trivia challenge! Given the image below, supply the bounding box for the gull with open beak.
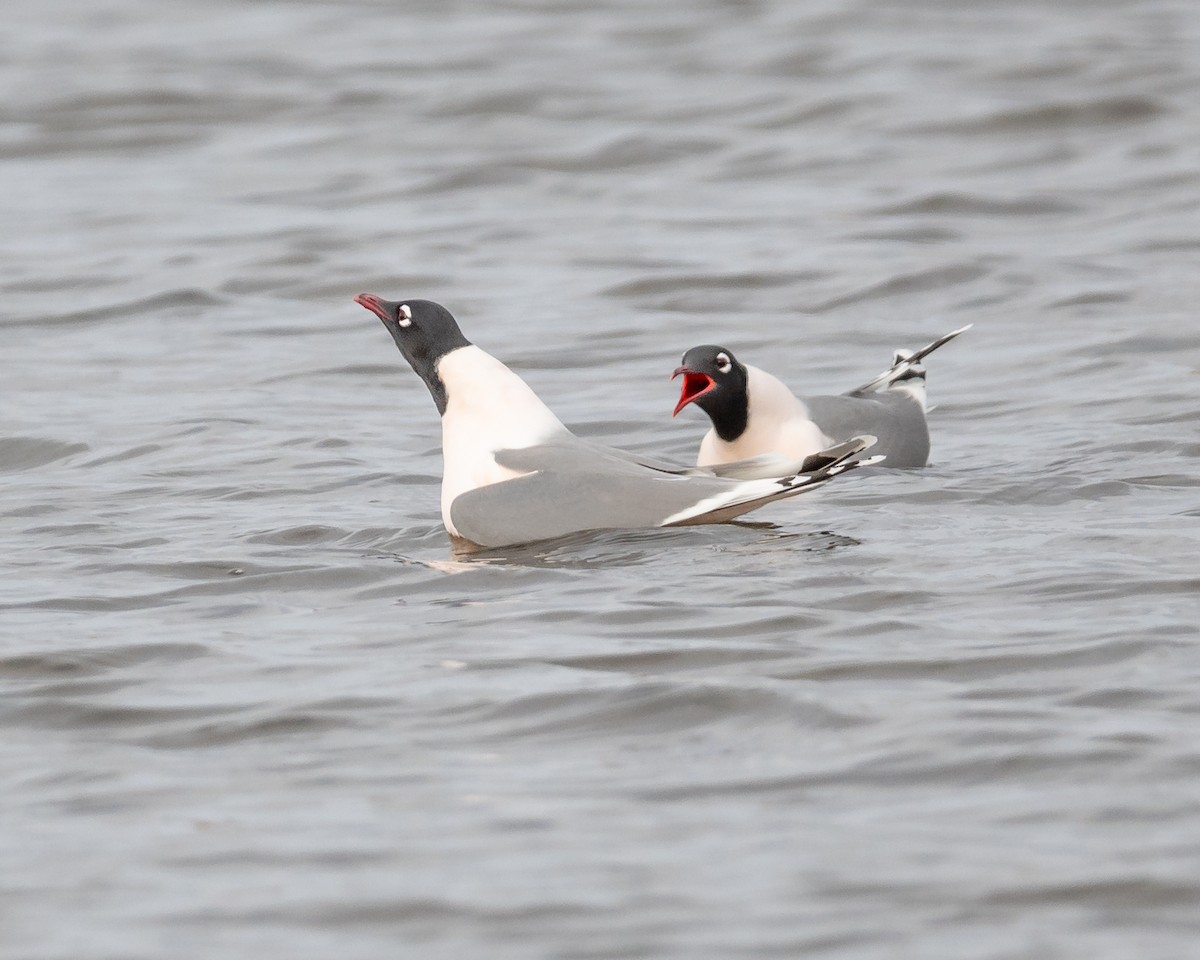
[673,325,970,470]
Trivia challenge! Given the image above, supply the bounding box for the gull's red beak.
[672,366,715,416]
[354,293,392,322]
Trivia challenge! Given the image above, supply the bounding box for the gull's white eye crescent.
[715,352,732,373]
[398,304,413,327]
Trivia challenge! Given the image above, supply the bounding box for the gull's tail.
[846,324,972,398]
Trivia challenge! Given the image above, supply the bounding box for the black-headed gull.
[672,325,970,469]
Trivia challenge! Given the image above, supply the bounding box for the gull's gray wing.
[805,394,930,468]
[450,443,716,547]
[452,437,736,547]
[584,437,861,482]
[575,439,695,475]
[449,434,878,548]
[574,437,835,483]
[449,464,721,548]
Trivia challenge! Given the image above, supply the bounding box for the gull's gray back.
[805,392,930,468]
[448,436,757,547]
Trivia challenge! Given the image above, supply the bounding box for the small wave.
[0,642,208,680]
[519,134,723,173]
[0,437,89,472]
[142,709,355,749]
[809,263,989,312]
[983,877,1200,910]
[905,95,1164,136]
[246,525,353,546]
[604,271,799,298]
[442,680,863,742]
[872,191,1080,217]
[1048,291,1132,309]
[775,637,1155,684]
[79,444,164,468]
[5,288,222,329]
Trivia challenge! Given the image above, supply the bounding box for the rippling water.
[4,0,1200,957]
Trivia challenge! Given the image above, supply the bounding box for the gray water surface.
[3,1,1200,957]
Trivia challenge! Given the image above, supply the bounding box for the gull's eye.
[398,303,413,327]
[715,352,732,373]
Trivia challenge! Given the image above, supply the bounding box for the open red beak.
[672,366,715,416]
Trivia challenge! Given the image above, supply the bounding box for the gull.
[672,325,970,469]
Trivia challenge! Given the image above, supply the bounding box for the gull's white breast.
[436,345,569,536]
[697,364,829,466]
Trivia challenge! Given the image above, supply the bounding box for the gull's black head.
[672,344,749,442]
[354,295,471,414]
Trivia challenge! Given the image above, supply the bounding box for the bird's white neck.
[697,364,828,465]
[435,345,568,535]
